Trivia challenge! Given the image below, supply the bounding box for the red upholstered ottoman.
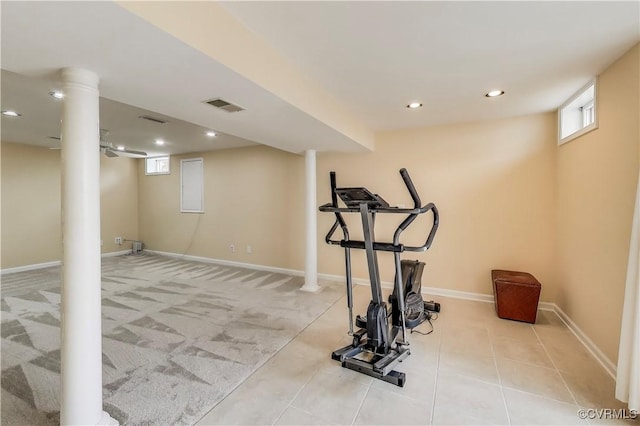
[491,270,541,324]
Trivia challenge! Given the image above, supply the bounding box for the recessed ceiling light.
[1,110,21,117]
[155,139,165,146]
[485,90,505,97]
[116,145,126,151]
[49,91,64,100]
[407,102,423,109]
[206,131,217,137]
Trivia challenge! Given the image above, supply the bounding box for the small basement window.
[146,156,170,175]
[558,79,598,145]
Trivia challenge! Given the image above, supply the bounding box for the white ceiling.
[0,1,367,155]
[1,1,638,156]
[222,1,640,130]
[1,70,258,156]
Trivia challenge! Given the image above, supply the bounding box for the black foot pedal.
[424,300,440,312]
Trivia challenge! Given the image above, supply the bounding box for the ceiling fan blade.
[120,148,147,157]
[99,138,146,158]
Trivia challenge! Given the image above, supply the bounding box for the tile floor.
[196,285,638,426]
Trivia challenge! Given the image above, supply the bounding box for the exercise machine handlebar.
[330,171,339,207]
[396,167,439,252]
[399,168,420,209]
[319,169,439,253]
[325,171,349,246]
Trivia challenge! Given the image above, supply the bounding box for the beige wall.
[315,113,558,301]
[99,151,140,253]
[1,143,62,268]
[137,114,559,304]
[0,142,139,269]
[135,113,558,303]
[137,145,301,269]
[556,44,639,364]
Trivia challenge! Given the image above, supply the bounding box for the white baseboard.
[421,287,616,378]
[317,272,370,286]
[0,250,132,275]
[6,249,616,379]
[145,250,305,277]
[420,290,616,378]
[422,286,495,303]
[537,301,557,311]
[319,273,498,304]
[103,249,132,258]
[545,302,617,379]
[0,260,61,275]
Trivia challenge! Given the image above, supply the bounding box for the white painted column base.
[302,149,320,292]
[300,283,321,293]
[98,411,119,426]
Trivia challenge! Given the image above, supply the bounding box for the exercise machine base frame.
[331,331,410,387]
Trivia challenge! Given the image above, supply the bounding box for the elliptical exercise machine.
[319,168,440,387]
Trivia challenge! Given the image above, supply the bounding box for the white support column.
[59,68,117,426]
[301,149,320,292]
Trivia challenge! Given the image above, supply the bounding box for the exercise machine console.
[319,168,439,387]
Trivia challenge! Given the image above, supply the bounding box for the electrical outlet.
[246,245,252,254]
[115,237,122,245]
[229,244,236,253]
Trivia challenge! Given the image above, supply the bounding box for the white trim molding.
[558,78,598,145]
[1,249,618,380]
[549,302,617,379]
[0,250,132,275]
[0,260,61,275]
[145,250,305,277]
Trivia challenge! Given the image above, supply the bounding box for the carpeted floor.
[1,253,342,425]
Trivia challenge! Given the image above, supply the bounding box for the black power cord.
[411,311,438,336]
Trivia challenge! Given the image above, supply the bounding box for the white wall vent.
[204,98,245,113]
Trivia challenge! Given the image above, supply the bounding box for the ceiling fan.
[100,129,147,158]
[49,129,148,158]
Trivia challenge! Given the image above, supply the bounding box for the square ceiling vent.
[204,98,245,113]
